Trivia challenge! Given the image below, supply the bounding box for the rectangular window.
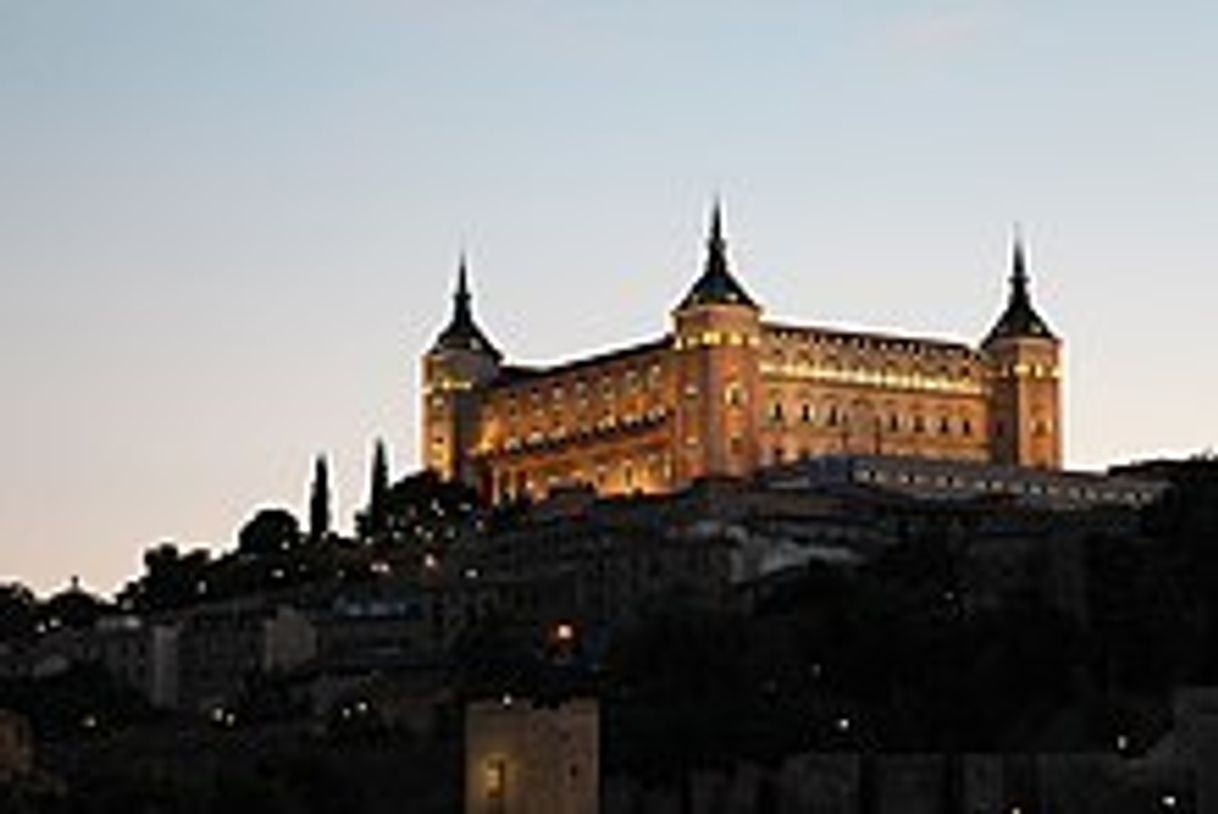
[485,758,506,812]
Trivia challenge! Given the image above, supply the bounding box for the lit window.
[485,759,506,801]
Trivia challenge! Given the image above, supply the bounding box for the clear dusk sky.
[2,2,1215,595]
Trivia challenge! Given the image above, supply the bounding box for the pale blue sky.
[2,1,1215,594]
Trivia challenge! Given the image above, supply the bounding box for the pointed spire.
[1010,226,1031,303]
[678,201,757,310]
[451,252,473,325]
[457,251,470,299]
[432,254,501,357]
[985,228,1055,343]
[705,198,728,277]
[1011,229,1026,278]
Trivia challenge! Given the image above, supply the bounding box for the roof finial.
[1012,224,1028,283]
[456,251,470,299]
[709,198,724,249]
[1010,225,1031,306]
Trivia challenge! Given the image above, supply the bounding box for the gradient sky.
[2,1,1215,596]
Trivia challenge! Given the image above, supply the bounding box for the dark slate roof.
[763,322,982,359]
[491,336,672,387]
[432,259,501,358]
[984,239,1056,343]
[678,204,758,310]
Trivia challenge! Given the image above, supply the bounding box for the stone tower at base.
[465,698,599,814]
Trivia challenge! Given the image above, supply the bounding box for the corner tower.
[671,203,763,485]
[982,236,1062,468]
[422,257,501,487]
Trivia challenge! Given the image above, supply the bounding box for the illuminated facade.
[423,206,1062,502]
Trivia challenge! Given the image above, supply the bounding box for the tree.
[309,455,332,543]
[117,543,212,612]
[0,583,37,643]
[355,467,482,548]
[238,508,301,557]
[367,439,390,538]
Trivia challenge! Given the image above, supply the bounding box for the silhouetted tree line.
[102,453,486,614]
[0,446,497,632]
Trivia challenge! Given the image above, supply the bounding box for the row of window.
[760,361,985,396]
[498,407,669,452]
[999,362,1061,380]
[495,454,672,500]
[765,401,977,437]
[498,364,666,417]
[499,397,668,432]
[766,351,977,383]
[853,468,1156,505]
[765,329,977,360]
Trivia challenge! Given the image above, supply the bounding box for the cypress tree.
[369,439,390,537]
[309,454,331,543]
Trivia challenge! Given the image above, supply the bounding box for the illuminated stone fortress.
[422,205,1062,503]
